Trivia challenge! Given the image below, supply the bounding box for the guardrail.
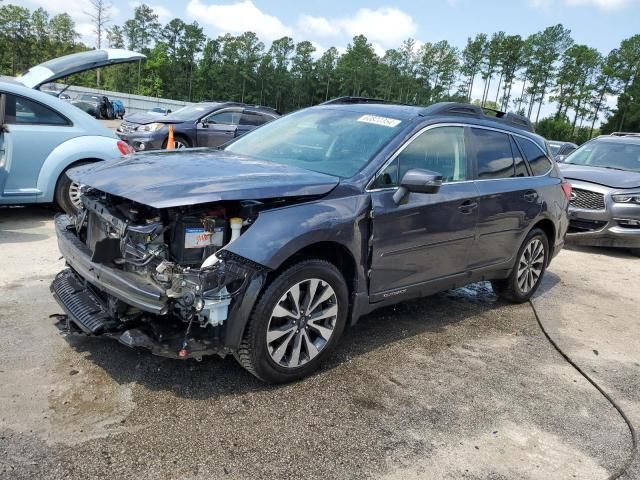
[43,84,193,115]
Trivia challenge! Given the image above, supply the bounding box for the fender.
[36,135,121,202]
[225,193,371,271]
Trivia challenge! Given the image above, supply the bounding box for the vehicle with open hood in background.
[0,48,144,214]
[51,98,570,383]
[558,132,640,256]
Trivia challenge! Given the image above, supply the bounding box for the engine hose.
[529,300,638,480]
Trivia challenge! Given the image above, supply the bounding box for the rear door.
[369,125,479,297]
[237,110,275,137]
[467,127,540,269]
[196,108,241,147]
[0,91,77,201]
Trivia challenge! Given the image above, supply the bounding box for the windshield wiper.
[598,166,628,171]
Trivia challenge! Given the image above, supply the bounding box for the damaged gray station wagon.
[51,98,570,383]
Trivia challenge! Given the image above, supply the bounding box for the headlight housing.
[612,192,640,204]
[136,122,165,132]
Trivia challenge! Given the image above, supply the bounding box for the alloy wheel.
[517,238,545,294]
[266,278,338,368]
[173,140,187,149]
[68,182,83,210]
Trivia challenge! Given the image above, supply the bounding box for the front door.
[196,109,241,147]
[0,92,77,201]
[369,125,479,297]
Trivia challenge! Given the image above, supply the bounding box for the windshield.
[565,141,640,172]
[224,107,407,178]
[169,104,217,120]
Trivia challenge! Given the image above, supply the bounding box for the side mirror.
[556,155,566,163]
[199,120,209,128]
[393,168,443,205]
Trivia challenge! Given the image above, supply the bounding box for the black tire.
[630,248,640,257]
[491,228,549,303]
[236,259,349,383]
[54,162,92,215]
[162,135,190,149]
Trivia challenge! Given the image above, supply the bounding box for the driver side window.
[371,126,467,189]
[204,110,240,125]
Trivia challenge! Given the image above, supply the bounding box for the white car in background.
[0,49,144,213]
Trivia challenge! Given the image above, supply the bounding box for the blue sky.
[14,0,640,119]
[17,0,640,55]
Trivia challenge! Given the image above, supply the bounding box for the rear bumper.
[54,214,168,314]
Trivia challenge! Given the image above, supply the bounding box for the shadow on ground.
[61,283,504,399]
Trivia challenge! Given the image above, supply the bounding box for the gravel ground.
[0,206,638,480]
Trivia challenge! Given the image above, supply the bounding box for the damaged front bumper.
[51,214,266,359]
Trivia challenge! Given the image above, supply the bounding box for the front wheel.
[491,228,549,303]
[54,162,92,215]
[236,259,349,383]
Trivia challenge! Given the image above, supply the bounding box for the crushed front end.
[51,190,268,360]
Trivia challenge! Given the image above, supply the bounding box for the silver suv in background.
[558,132,640,256]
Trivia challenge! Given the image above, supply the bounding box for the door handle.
[458,200,478,214]
[523,190,538,202]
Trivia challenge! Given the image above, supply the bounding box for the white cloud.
[338,8,418,49]
[529,0,636,9]
[296,7,417,51]
[298,15,340,37]
[186,0,294,41]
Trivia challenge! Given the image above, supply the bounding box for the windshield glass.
[224,108,407,178]
[565,141,640,172]
[169,104,216,120]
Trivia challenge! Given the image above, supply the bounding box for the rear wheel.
[54,162,92,215]
[236,259,348,383]
[491,228,549,303]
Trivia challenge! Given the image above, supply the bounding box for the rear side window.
[4,93,69,126]
[240,111,271,126]
[515,137,552,176]
[471,128,516,179]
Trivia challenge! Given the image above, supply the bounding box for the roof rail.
[610,131,640,137]
[321,96,390,105]
[425,102,534,133]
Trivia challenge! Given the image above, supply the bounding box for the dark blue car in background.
[117,101,280,151]
[52,98,570,383]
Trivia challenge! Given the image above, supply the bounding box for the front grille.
[118,121,138,133]
[51,270,111,334]
[570,188,606,210]
[568,218,607,233]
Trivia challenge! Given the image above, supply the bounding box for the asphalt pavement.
[1,206,638,479]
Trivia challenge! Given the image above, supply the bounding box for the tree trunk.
[589,77,609,138]
[494,72,503,105]
[517,78,527,112]
[468,73,475,101]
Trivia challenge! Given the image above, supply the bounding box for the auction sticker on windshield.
[357,114,401,128]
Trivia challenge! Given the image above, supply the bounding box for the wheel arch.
[36,135,120,202]
[530,217,556,261]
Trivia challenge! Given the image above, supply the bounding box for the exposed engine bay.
[52,188,283,359]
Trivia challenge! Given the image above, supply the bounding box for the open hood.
[17,49,146,89]
[67,149,340,209]
[558,164,640,189]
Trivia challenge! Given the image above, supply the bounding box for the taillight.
[561,179,572,201]
[117,140,135,156]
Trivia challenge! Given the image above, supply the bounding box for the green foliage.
[1,2,638,132]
